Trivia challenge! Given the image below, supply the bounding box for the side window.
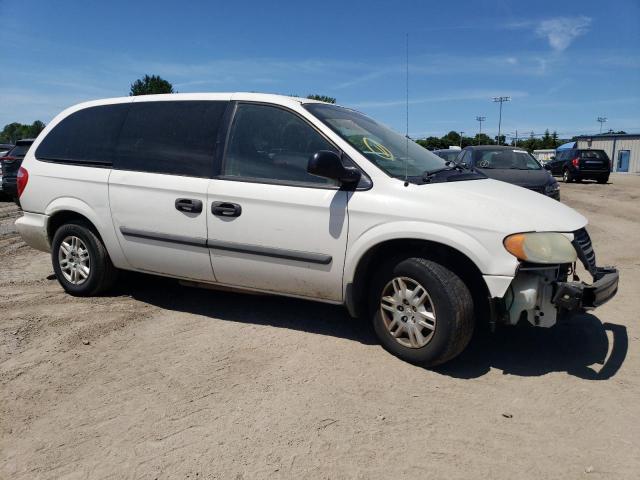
[115,101,228,177]
[222,103,339,186]
[35,104,130,166]
[460,150,471,164]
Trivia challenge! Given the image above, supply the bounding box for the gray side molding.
[119,227,207,248]
[208,240,332,265]
[119,227,332,265]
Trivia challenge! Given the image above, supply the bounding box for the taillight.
[571,157,580,168]
[17,167,29,197]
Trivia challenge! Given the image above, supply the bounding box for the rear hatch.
[578,150,610,172]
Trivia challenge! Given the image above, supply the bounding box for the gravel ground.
[1,175,639,479]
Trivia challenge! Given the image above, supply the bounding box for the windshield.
[304,103,446,178]
[435,150,461,162]
[473,149,541,170]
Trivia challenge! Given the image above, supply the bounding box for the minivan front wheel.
[370,257,474,367]
[51,221,118,296]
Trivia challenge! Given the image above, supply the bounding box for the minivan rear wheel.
[370,257,474,367]
[51,221,118,296]
[562,169,573,183]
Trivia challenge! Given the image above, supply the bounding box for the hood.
[395,178,586,234]
[477,168,554,188]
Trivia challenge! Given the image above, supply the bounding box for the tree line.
[415,129,573,152]
[0,121,46,144]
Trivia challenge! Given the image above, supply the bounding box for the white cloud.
[536,16,592,52]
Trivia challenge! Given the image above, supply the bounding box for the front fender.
[343,220,519,299]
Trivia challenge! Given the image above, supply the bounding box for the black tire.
[370,257,474,367]
[51,221,118,296]
[562,169,573,183]
[597,176,609,184]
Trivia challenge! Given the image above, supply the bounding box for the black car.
[546,148,610,183]
[432,148,462,163]
[1,138,34,199]
[0,143,14,156]
[458,145,560,200]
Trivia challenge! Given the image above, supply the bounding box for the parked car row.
[436,146,561,200]
[0,139,34,200]
[432,144,613,200]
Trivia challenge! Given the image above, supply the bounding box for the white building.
[532,149,556,163]
[575,133,640,174]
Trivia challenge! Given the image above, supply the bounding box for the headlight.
[544,182,560,194]
[504,232,577,264]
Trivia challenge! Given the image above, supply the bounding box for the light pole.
[597,116,607,134]
[492,96,511,145]
[459,131,464,148]
[475,116,486,144]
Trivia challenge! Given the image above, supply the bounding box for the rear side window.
[36,104,129,166]
[580,150,608,160]
[115,101,228,177]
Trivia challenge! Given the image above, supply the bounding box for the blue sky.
[1,0,639,140]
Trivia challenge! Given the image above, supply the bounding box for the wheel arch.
[345,236,491,322]
[44,197,130,269]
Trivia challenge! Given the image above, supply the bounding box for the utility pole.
[475,116,486,144]
[597,116,607,134]
[514,129,518,147]
[492,96,511,145]
[459,131,464,148]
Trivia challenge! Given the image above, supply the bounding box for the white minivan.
[15,93,618,366]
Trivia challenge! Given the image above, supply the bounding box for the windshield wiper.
[423,161,466,182]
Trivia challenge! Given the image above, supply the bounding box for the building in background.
[533,149,556,163]
[575,134,640,174]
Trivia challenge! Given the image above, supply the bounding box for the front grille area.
[526,185,545,194]
[573,228,597,275]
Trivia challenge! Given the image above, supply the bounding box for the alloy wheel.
[58,235,91,285]
[380,276,436,348]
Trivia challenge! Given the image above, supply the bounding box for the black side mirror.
[308,150,361,184]
[543,163,552,170]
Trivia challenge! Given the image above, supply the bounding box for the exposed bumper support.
[553,267,619,311]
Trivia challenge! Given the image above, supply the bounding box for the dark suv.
[547,149,610,183]
[1,139,34,199]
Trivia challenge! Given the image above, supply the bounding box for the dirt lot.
[1,176,639,479]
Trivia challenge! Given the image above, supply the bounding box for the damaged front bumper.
[553,266,619,310]
[496,228,619,328]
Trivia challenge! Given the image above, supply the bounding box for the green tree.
[416,136,445,150]
[474,133,494,145]
[129,74,174,96]
[0,120,46,143]
[442,131,461,147]
[306,94,336,104]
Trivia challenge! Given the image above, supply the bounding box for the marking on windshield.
[363,137,394,160]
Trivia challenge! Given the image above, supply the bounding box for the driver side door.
[206,102,350,301]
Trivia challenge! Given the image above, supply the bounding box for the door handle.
[175,198,203,213]
[211,202,242,217]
